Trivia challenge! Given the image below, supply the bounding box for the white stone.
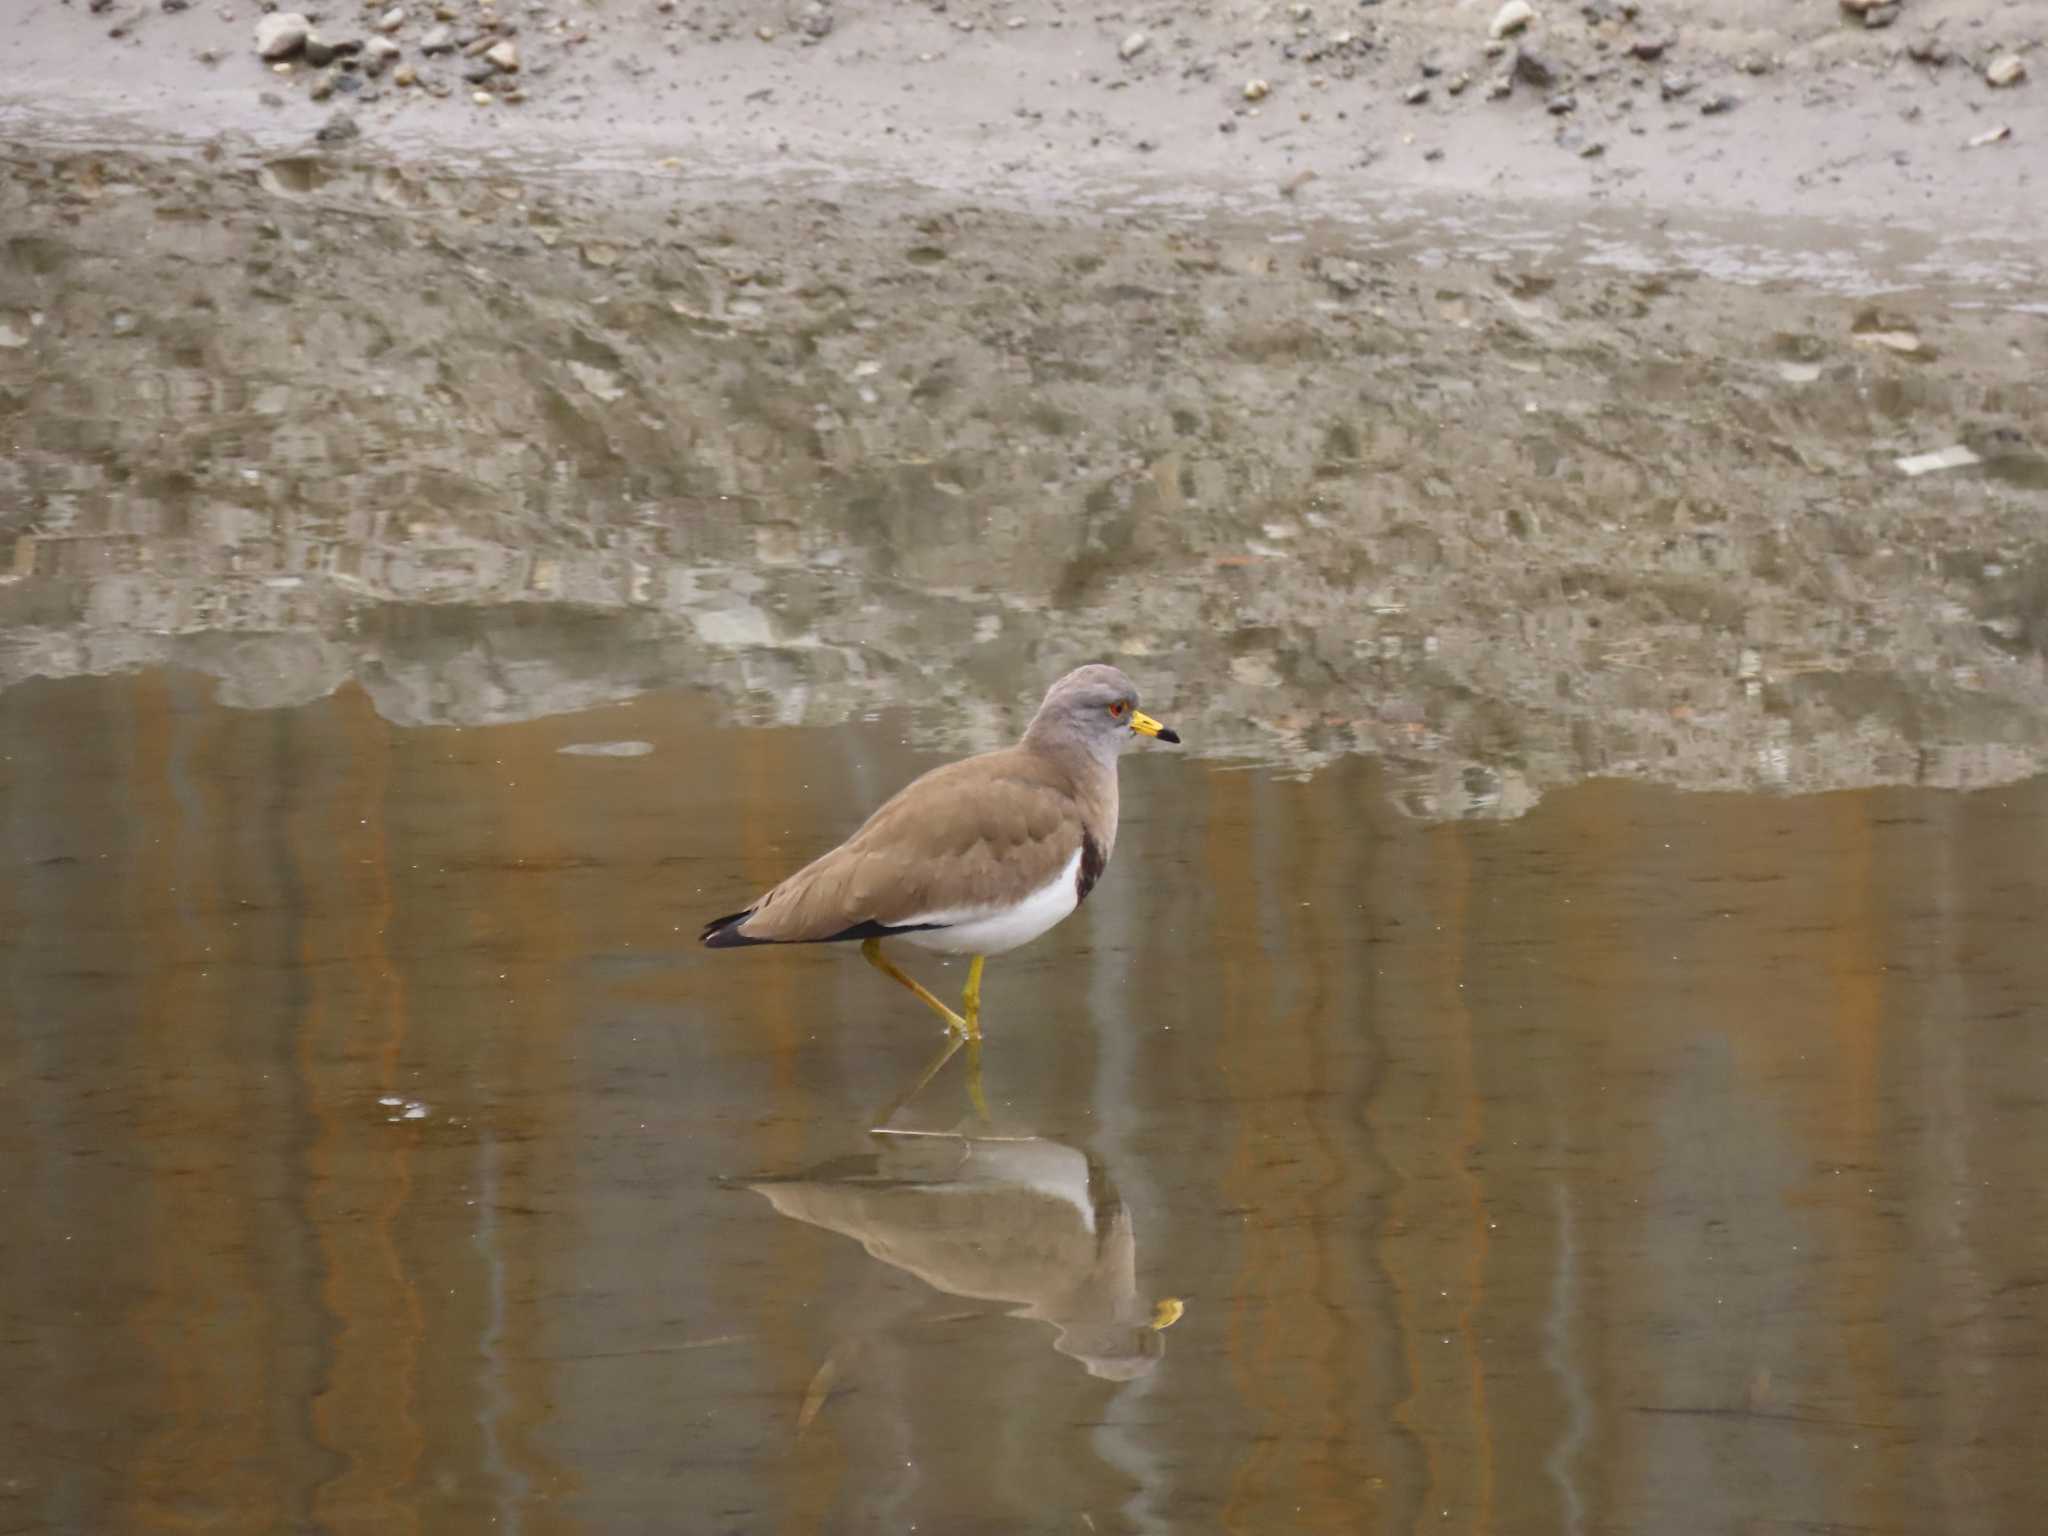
[253,12,310,59]
[1489,0,1536,40]
[1119,31,1148,60]
[1985,53,2026,87]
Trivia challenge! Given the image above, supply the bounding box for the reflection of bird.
[750,1131,1180,1381]
[701,665,1179,1039]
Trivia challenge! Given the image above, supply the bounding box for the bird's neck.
[1020,730,1121,854]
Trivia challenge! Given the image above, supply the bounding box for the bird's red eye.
[1109,701,1127,718]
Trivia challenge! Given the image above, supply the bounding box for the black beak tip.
[1157,727,1182,745]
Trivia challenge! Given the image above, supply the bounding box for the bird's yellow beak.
[1130,710,1181,744]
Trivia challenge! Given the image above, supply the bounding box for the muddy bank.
[2,139,2044,816]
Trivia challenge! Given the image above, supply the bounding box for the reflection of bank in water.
[750,1131,1180,1382]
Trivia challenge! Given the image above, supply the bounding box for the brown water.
[5,669,2048,1535]
[6,140,2048,1535]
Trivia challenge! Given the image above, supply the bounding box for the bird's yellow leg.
[960,955,986,1041]
[862,938,969,1036]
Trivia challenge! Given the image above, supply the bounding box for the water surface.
[5,669,2046,1534]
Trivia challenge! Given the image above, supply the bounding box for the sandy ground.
[3,0,2042,239]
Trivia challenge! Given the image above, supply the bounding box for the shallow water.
[5,669,2048,1534]
[5,141,2048,1535]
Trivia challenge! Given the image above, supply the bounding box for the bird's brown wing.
[728,748,1084,943]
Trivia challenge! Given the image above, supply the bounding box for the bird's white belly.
[896,848,1082,956]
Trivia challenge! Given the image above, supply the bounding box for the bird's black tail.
[700,909,768,948]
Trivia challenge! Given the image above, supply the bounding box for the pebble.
[253,11,309,59]
[1403,83,1430,104]
[1579,139,1605,157]
[365,36,400,73]
[375,6,405,33]
[1243,78,1270,100]
[1629,34,1669,60]
[309,71,334,100]
[800,2,833,40]
[1514,48,1557,87]
[1547,89,1576,114]
[302,34,359,67]
[1907,36,1949,65]
[1966,123,2010,146]
[1489,0,1536,40]
[462,57,497,83]
[1119,31,1148,61]
[1486,71,1514,98]
[1659,70,1695,99]
[1860,3,1898,27]
[1985,54,2025,87]
[473,89,495,104]
[485,40,518,71]
[394,61,417,85]
[1699,91,1737,114]
[419,23,454,52]
[314,110,360,144]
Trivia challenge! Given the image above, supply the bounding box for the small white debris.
[1895,444,1981,477]
[567,360,625,401]
[1243,77,1270,100]
[1985,53,2026,88]
[557,741,656,757]
[1119,31,1148,61]
[1489,0,1536,40]
[1966,124,2011,147]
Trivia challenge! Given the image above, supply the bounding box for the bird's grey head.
[1023,664,1181,762]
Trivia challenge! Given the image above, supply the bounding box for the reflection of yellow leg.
[869,1033,963,1129]
[960,954,986,1041]
[866,1032,989,1129]
[963,1035,988,1122]
[863,939,967,1036]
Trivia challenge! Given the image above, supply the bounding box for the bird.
[700,664,1180,1038]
